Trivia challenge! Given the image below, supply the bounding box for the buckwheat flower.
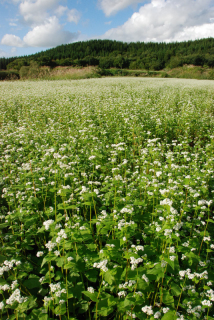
[164,229,172,238]
[160,198,173,207]
[202,300,212,307]
[130,257,143,270]
[67,257,74,262]
[161,260,167,268]
[156,171,162,177]
[87,287,94,293]
[182,241,189,247]
[118,291,127,298]
[54,250,60,256]
[170,256,176,261]
[43,219,54,230]
[207,281,212,286]
[179,270,186,278]
[204,236,211,241]
[39,276,45,283]
[193,193,200,198]
[210,244,214,249]
[11,280,18,290]
[123,236,126,241]
[36,251,44,257]
[163,307,169,314]
[89,155,96,160]
[142,274,149,283]
[0,284,10,291]
[154,311,161,318]
[156,226,161,232]
[6,288,26,305]
[169,247,175,253]
[207,200,213,206]
[45,241,56,252]
[59,300,65,304]
[142,305,153,315]
[93,259,108,272]
[0,301,4,310]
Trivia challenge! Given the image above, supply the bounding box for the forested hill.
[1,38,214,71]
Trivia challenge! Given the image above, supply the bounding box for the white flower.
[89,155,96,160]
[142,274,149,283]
[142,305,153,315]
[93,259,108,272]
[202,300,212,307]
[87,287,94,293]
[45,241,56,252]
[0,301,4,310]
[118,291,127,298]
[154,311,161,318]
[36,251,44,257]
[59,300,65,304]
[156,171,162,177]
[170,256,176,261]
[67,257,74,262]
[43,219,54,230]
[163,307,169,313]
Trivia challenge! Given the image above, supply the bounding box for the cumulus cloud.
[98,0,145,16]
[54,5,67,16]
[1,0,81,48]
[103,0,214,42]
[19,0,59,26]
[23,16,79,47]
[1,34,25,47]
[0,48,9,57]
[1,17,79,48]
[67,8,81,24]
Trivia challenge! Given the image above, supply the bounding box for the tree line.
[1,38,214,71]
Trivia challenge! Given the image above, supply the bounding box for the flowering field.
[0,77,214,320]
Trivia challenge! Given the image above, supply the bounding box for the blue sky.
[1,0,214,58]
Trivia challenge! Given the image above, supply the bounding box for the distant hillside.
[1,38,214,72]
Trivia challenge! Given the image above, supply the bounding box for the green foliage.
[2,37,214,73]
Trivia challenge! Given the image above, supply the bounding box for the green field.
[0,78,214,320]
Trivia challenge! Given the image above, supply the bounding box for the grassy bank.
[2,65,214,81]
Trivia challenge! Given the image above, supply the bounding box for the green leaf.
[165,257,174,270]
[170,282,181,296]
[85,269,98,283]
[82,291,99,302]
[23,276,40,289]
[104,270,114,285]
[161,310,176,320]
[162,291,174,308]
[56,257,65,267]
[0,254,6,264]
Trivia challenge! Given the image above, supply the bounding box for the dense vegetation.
[0,78,214,319]
[1,38,214,72]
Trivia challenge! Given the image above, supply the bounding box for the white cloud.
[55,5,67,16]
[9,22,17,26]
[1,34,25,47]
[11,47,17,54]
[19,0,59,26]
[67,8,81,24]
[98,0,145,16]
[23,16,79,47]
[0,48,9,57]
[103,0,214,42]
[1,16,79,48]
